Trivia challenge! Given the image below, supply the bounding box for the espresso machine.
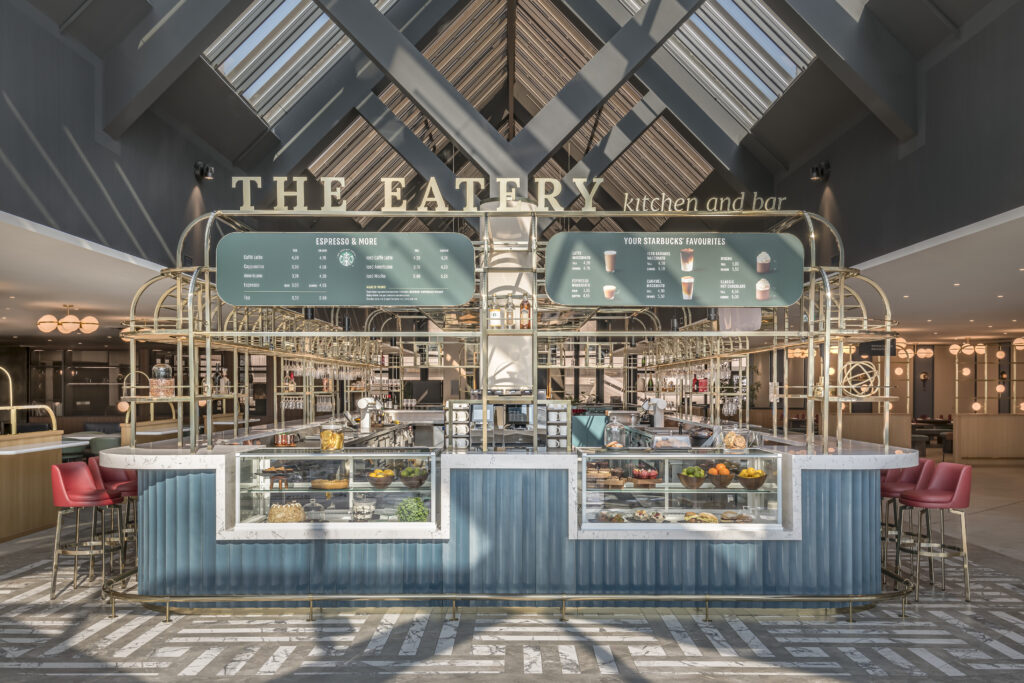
[356,396,382,434]
[639,397,667,428]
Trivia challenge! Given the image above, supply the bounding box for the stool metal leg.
[72,508,80,589]
[895,504,905,578]
[939,510,946,592]
[99,505,107,597]
[49,509,65,600]
[954,509,970,602]
[915,508,924,602]
[880,497,888,578]
[88,507,97,581]
[924,510,934,586]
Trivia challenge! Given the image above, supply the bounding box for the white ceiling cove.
[0,211,163,343]
[855,204,1024,344]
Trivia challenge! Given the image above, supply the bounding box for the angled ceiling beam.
[267,0,465,181]
[317,0,524,185]
[763,0,917,141]
[540,92,666,237]
[506,0,518,141]
[102,0,249,137]
[357,94,479,235]
[509,0,702,175]
[561,0,773,194]
[356,94,464,208]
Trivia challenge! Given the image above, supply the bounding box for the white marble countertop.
[0,440,84,455]
[100,436,916,542]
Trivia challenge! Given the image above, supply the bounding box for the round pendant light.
[997,383,1006,393]
[79,316,99,334]
[894,366,904,376]
[36,314,58,333]
[971,401,982,412]
[962,367,971,376]
[1014,337,1024,351]
[997,349,1007,359]
[57,312,80,334]
[39,305,98,334]
[949,343,961,355]
[961,343,974,356]
[975,343,986,355]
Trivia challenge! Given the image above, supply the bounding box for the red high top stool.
[88,457,138,568]
[898,462,972,602]
[50,462,124,600]
[882,458,933,574]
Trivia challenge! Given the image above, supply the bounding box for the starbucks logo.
[337,249,356,267]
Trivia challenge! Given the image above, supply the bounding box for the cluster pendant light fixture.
[36,305,98,334]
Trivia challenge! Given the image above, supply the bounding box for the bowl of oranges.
[738,467,767,490]
[706,463,734,488]
[367,468,395,489]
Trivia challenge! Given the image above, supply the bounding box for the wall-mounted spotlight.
[918,371,929,389]
[810,161,830,182]
[194,161,214,182]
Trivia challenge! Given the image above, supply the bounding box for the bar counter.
[102,429,915,605]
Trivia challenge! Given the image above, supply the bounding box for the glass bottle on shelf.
[149,357,174,398]
[603,414,625,447]
[287,371,297,393]
[647,377,654,391]
[504,295,516,329]
[519,296,531,329]
[488,296,503,329]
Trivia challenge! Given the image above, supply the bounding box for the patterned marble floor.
[2,532,1024,680]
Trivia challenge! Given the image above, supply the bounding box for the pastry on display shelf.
[267,502,306,523]
[311,479,349,490]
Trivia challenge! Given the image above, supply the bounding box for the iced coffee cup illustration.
[603,284,617,300]
[680,276,694,301]
[756,251,771,273]
[604,250,616,273]
[755,278,771,301]
[679,248,694,272]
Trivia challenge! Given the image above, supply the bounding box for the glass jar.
[603,414,625,448]
[149,357,174,398]
[302,498,325,523]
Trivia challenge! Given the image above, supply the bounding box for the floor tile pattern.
[0,551,1023,681]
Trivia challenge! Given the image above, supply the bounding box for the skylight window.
[205,0,396,125]
[619,0,813,129]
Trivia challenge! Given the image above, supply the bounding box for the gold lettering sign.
[230,176,787,213]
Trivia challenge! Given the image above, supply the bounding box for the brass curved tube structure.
[130,207,897,451]
[119,371,178,424]
[0,365,58,434]
[0,365,12,413]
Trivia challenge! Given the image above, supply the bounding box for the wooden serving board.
[628,477,664,488]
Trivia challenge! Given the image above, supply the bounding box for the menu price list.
[545,232,804,308]
[216,232,475,307]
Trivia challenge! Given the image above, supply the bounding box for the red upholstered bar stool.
[883,458,933,573]
[89,457,138,567]
[50,462,124,600]
[899,462,973,602]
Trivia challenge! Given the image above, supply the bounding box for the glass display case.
[236,448,438,526]
[579,448,782,528]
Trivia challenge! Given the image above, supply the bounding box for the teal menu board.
[545,232,804,307]
[216,232,475,306]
